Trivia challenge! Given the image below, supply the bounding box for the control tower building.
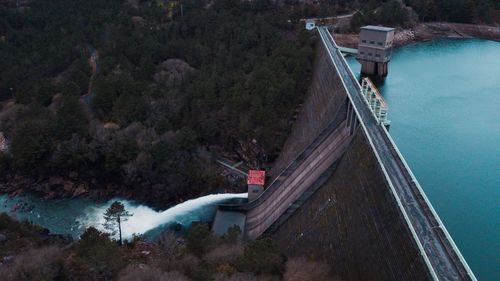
[356,25,395,77]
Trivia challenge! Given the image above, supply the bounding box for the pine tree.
[103,201,132,245]
[55,95,88,140]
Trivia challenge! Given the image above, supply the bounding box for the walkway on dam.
[317,26,476,281]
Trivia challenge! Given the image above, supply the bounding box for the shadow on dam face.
[268,44,348,181]
[267,42,432,280]
[271,129,431,280]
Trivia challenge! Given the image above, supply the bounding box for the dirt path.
[87,47,99,96]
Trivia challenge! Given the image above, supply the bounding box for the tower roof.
[247,170,266,186]
[361,25,395,32]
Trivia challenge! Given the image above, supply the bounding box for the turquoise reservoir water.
[348,39,500,280]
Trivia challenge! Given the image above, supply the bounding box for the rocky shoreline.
[0,175,122,202]
[0,169,246,209]
[333,22,500,49]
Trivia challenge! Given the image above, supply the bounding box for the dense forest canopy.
[345,0,498,29]
[0,0,315,204]
[404,0,498,22]
[0,0,498,205]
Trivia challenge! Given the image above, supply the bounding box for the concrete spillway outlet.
[211,209,246,237]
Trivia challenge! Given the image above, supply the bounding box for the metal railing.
[361,77,390,127]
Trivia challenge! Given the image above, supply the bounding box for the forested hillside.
[404,0,497,22]
[287,0,498,29]
[0,0,315,204]
[348,0,498,29]
[0,0,498,205]
[0,214,334,280]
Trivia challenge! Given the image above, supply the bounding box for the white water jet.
[76,193,247,239]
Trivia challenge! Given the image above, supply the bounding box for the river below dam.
[0,39,498,280]
[0,193,247,240]
[347,38,499,280]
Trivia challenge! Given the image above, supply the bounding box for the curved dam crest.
[264,33,435,280]
[347,38,500,281]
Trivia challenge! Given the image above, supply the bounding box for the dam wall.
[271,128,432,280]
[244,119,352,239]
[269,44,348,179]
[264,40,433,280]
[214,42,357,239]
[213,28,475,281]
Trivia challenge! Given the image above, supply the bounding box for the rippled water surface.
[347,39,500,280]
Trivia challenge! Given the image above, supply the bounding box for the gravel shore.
[333,22,500,49]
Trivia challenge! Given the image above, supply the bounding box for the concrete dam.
[213,26,476,281]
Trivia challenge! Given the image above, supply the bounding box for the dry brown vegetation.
[205,244,245,264]
[118,264,189,281]
[0,210,339,280]
[213,272,279,281]
[0,246,64,281]
[283,257,338,281]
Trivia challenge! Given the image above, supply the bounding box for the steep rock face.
[0,132,8,152]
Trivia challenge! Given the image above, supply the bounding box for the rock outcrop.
[0,132,8,153]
